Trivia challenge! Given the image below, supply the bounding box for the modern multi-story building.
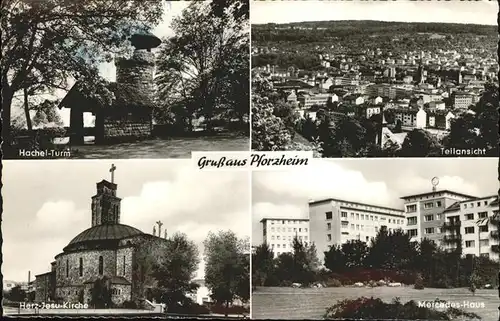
[261,218,310,258]
[401,189,475,245]
[393,108,427,128]
[297,93,333,109]
[308,198,405,265]
[442,195,499,260]
[451,91,474,109]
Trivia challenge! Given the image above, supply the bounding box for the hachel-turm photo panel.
[2,0,249,160]
[250,0,498,158]
[252,157,499,320]
[2,160,250,317]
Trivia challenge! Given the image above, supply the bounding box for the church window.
[66,259,69,277]
[123,255,126,275]
[79,258,83,277]
[98,256,104,275]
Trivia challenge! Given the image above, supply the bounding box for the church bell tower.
[91,164,121,226]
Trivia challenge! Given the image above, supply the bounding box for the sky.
[2,159,250,282]
[252,158,499,245]
[251,0,498,26]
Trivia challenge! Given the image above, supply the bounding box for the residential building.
[451,92,474,109]
[261,218,310,258]
[297,93,332,109]
[442,195,499,260]
[394,108,427,128]
[401,189,476,245]
[427,111,455,130]
[308,198,405,265]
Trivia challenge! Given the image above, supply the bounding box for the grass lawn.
[251,286,498,320]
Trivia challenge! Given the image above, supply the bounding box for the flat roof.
[400,189,477,200]
[260,218,309,223]
[309,198,403,212]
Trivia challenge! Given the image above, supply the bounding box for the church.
[35,166,167,306]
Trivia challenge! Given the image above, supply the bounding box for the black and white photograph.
[251,0,499,158]
[2,160,250,318]
[252,158,499,320]
[2,0,249,159]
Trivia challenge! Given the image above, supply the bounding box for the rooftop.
[260,218,309,223]
[400,189,477,201]
[308,198,403,213]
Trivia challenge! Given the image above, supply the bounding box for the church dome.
[64,224,144,251]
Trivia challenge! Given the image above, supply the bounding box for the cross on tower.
[156,221,163,237]
[110,164,117,183]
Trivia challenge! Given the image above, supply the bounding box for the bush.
[210,304,249,315]
[325,278,343,287]
[324,297,481,320]
[121,300,137,309]
[414,273,425,290]
[168,302,211,315]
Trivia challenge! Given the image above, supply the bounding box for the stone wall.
[35,272,54,302]
[116,50,155,97]
[55,286,84,303]
[103,119,151,139]
[111,284,132,306]
[116,247,134,283]
[56,249,116,288]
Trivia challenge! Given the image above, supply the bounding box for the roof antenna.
[431,177,439,192]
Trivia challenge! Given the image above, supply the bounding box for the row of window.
[328,211,403,224]
[270,235,308,241]
[271,242,308,249]
[63,255,126,278]
[327,234,371,243]
[269,220,305,225]
[463,200,490,209]
[269,227,308,233]
[58,288,122,296]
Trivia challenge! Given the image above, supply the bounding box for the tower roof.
[130,32,161,50]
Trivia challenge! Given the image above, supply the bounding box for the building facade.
[308,199,405,265]
[35,177,168,306]
[261,218,310,258]
[443,195,499,260]
[401,190,477,245]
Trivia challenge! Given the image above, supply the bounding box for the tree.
[290,237,319,285]
[251,93,293,150]
[152,232,200,311]
[132,237,169,304]
[399,129,442,157]
[341,240,369,268]
[156,0,248,132]
[1,0,164,145]
[204,231,249,315]
[366,227,417,270]
[324,245,346,273]
[252,243,275,286]
[469,272,479,295]
[90,277,112,308]
[443,83,499,156]
[7,285,26,302]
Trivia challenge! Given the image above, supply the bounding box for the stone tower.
[115,32,162,101]
[91,180,122,226]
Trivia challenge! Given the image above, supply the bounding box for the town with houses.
[252,32,498,149]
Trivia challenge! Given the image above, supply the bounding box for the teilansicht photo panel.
[2,160,250,317]
[250,0,498,158]
[252,157,499,320]
[2,0,249,160]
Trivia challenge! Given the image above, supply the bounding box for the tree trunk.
[24,87,33,132]
[2,87,14,145]
[225,300,229,317]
